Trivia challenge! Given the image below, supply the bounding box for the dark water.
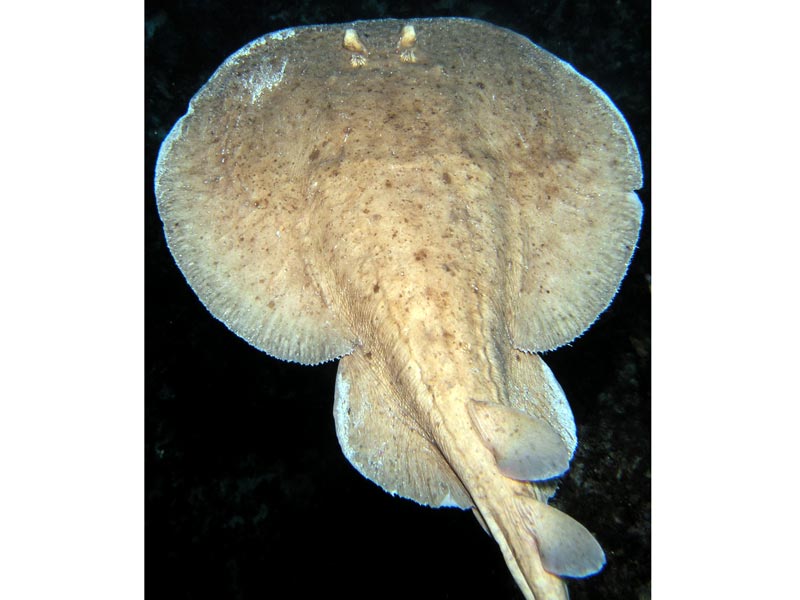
[145,1,651,598]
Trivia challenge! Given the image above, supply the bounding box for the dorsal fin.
[468,400,572,481]
[475,489,604,600]
[521,497,606,578]
[333,351,472,508]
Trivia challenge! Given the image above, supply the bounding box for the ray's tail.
[464,352,606,599]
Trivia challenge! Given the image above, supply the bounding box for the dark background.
[145,1,650,598]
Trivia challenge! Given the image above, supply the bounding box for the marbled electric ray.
[155,17,642,600]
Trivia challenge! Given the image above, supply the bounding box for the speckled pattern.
[146,2,650,599]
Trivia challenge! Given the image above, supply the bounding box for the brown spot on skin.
[414,249,428,261]
[543,184,559,200]
[309,148,320,161]
[373,283,380,293]
[442,172,452,184]
[268,301,275,309]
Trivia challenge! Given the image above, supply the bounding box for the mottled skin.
[312,145,568,597]
[155,18,641,600]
